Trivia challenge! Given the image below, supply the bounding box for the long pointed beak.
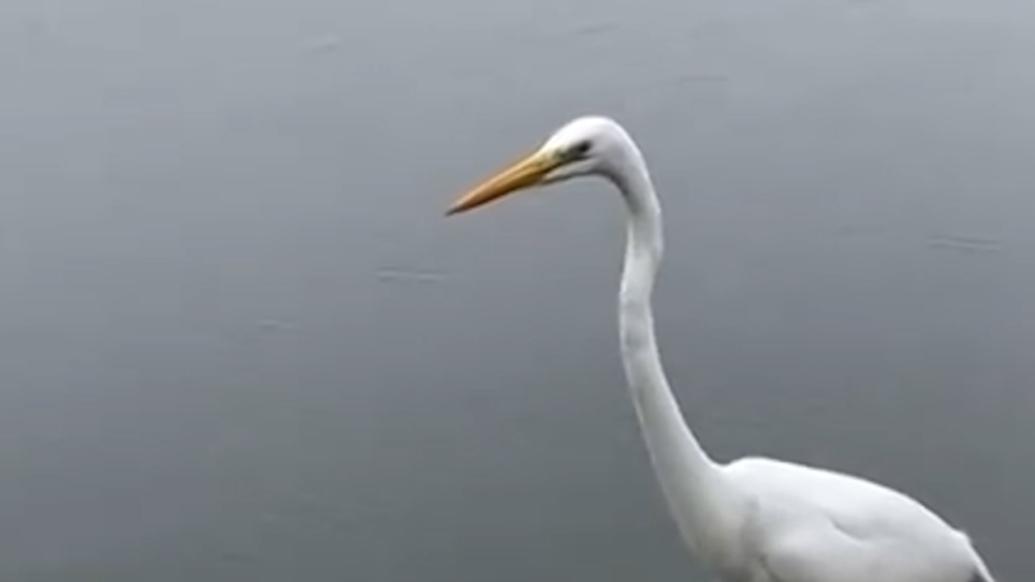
[446,149,562,216]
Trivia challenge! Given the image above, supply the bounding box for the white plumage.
[447,116,994,582]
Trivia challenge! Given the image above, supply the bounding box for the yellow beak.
[446,149,563,216]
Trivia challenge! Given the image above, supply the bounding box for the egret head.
[446,116,637,215]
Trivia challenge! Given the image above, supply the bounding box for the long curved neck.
[615,153,729,555]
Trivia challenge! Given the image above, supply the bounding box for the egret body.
[446,116,994,582]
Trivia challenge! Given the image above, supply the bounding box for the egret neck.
[615,150,736,558]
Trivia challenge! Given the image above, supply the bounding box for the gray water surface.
[2,0,1033,580]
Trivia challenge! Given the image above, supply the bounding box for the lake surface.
[1,0,1032,580]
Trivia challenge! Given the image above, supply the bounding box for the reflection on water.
[0,0,1032,580]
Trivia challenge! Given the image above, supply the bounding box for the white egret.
[446,116,994,582]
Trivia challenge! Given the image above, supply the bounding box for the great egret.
[446,116,995,582]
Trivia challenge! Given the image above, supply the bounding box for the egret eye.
[572,141,592,156]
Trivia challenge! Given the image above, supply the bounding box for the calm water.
[1,0,1032,580]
